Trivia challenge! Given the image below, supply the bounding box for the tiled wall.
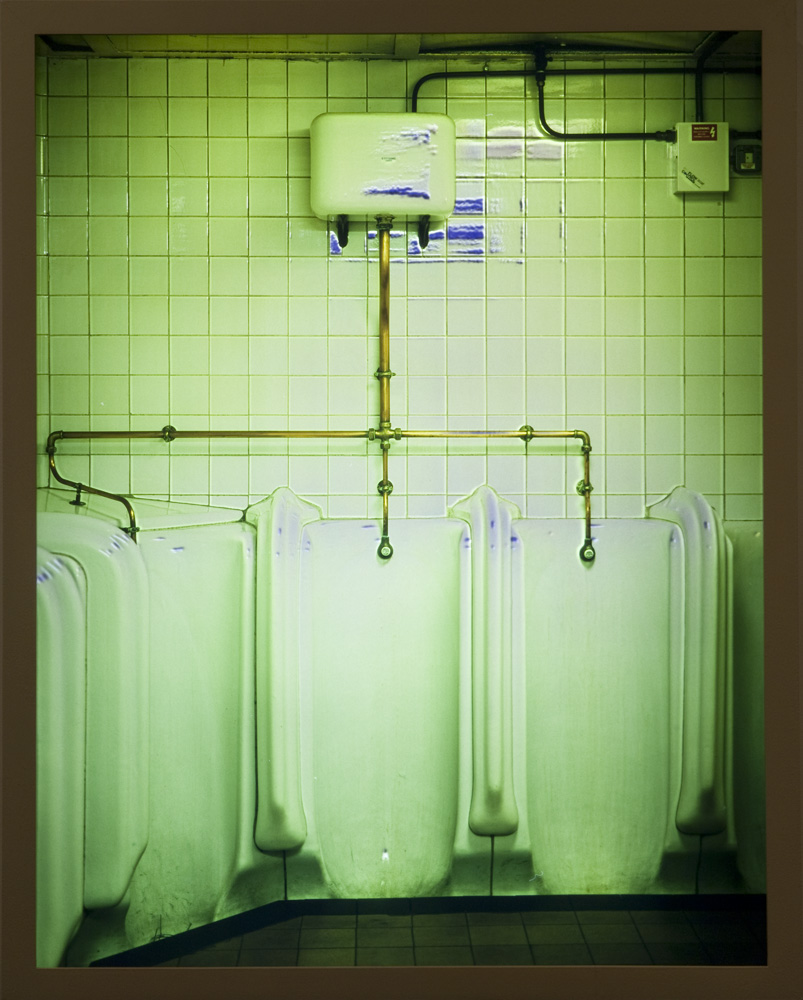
[36,53,762,521]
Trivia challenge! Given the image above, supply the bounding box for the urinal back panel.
[36,549,86,967]
[306,519,464,898]
[517,519,682,894]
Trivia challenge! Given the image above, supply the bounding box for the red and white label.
[691,124,718,141]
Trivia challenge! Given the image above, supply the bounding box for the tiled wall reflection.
[36,53,762,520]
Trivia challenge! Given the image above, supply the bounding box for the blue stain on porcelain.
[397,127,435,144]
[454,197,484,214]
[364,184,431,200]
[447,223,484,240]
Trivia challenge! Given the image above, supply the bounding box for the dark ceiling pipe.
[694,31,738,121]
[532,47,675,142]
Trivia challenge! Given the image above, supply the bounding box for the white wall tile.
[37,54,762,521]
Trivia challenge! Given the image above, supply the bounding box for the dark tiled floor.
[94,895,767,968]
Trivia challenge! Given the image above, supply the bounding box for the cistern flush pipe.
[374,216,395,560]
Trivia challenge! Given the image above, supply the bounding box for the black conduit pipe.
[532,48,674,142]
[410,63,760,113]
[694,31,738,121]
[411,42,759,143]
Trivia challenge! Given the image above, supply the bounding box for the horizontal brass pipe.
[49,429,370,444]
[400,429,590,441]
[49,426,591,445]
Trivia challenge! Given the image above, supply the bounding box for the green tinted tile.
[169,97,208,136]
[168,137,209,176]
[49,59,87,96]
[50,137,89,175]
[209,59,247,96]
[89,256,128,292]
[168,59,208,97]
[49,177,88,215]
[209,138,248,175]
[88,59,127,96]
[129,137,168,175]
[129,59,167,96]
[129,97,168,137]
[49,97,88,136]
[209,98,247,136]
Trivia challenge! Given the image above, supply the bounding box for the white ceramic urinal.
[36,548,86,967]
[452,485,520,837]
[246,488,322,851]
[517,515,681,894]
[306,517,463,898]
[649,486,732,835]
[37,512,149,911]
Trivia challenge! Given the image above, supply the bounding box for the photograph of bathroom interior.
[35,30,766,969]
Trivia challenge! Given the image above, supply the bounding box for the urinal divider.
[45,214,596,561]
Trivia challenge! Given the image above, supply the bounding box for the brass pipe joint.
[368,425,402,444]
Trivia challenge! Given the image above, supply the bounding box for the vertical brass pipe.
[377,217,392,430]
[376,217,394,559]
[578,441,595,562]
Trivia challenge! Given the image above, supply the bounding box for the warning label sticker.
[691,124,718,141]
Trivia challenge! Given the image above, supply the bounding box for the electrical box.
[674,122,730,194]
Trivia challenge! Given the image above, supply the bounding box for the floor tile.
[413,925,471,947]
[358,914,412,929]
[299,927,356,949]
[357,927,414,948]
[301,914,356,929]
[522,911,579,925]
[178,949,240,966]
[473,945,533,965]
[575,909,635,924]
[206,935,243,950]
[413,913,469,928]
[685,916,757,944]
[241,925,299,949]
[645,942,710,965]
[580,922,642,944]
[467,911,525,925]
[636,922,700,944]
[356,947,415,966]
[588,943,653,965]
[525,923,585,945]
[415,946,474,965]
[469,924,528,946]
[238,948,298,966]
[297,948,355,966]
[629,909,691,925]
[532,943,593,965]
[702,942,767,965]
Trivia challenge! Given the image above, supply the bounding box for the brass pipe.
[46,438,139,539]
[51,428,370,442]
[46,423,596,561]
[376,216,393,429]
[375,217,395,560]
